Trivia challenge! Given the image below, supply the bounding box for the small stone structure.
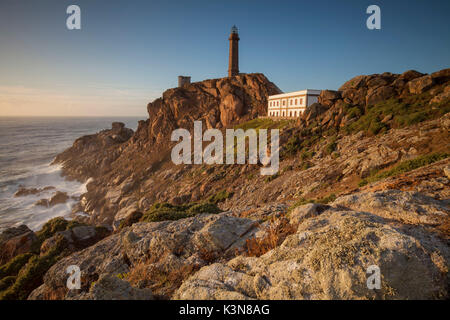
[178,76,191,88]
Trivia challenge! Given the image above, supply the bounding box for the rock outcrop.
[29,213,260,300]
[174,194,449,300]
[0,225,38,265]
[22,68,449,301]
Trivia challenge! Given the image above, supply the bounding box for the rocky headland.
[1,69,449,300]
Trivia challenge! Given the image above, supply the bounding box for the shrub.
[0,276,16,291]
[244,217,297,257]
[288,193,336,211]
[325,137,338,155]
[0,235,69,300]
[316,193,336,204]
[345,93,449,136]
[359,152,450,186]
[346,106,362,119]
[288,198,315,212]
[284,136,302,156]
[36,217,85,243]
[141,201,222,223]
[0,253,34,279]
[187,203,221,215]
[234,118,293,131]
[207,190,233,204]
[264,172,279,183]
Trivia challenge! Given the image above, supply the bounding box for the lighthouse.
[228,25,240,77]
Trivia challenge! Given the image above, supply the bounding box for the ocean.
[0,117,142,233]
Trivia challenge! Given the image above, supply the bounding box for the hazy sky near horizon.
[0,0,449,117]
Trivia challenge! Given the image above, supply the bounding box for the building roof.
[269,89,322,99]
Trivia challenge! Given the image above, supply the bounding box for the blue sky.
[0,0,449,116]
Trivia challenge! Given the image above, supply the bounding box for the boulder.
[174,203,449,300]
[408,75,435,94]
[0,225,38,265]
[319,90,341,105]
[70,274,153,300]
[14,186,55,197]
[116,211,143,230]
[430,68,450,84]
[429,86,450,105]
[332,190,448,225]
[289,203,330,225]
[444,166,450,179]
[40,226,110,256]
[339,75,367,91]
[398,70,424,81]
[341,87,367,106]
[366,86,396,105]
[219,94,244,126]
[49,192,69,206]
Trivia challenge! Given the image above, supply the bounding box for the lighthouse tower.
[228,25,240,77]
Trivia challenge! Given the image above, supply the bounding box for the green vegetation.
[0,253,34,279]
[36,217,84,243]
[141,201,222,223]
[283,128,324,158]
[0,235,69,300]
[207,189,233,204]
[288,193,337,212]
[265,172,280,183]
[359,152,450,187]
[345,94,450,136]
[234,118,293,131]
[0,276,16,291]
[0,217,92,300]
[325,137,338,155]
[346,106,363,119]
[140,190,232,223]
[284,136,302,156]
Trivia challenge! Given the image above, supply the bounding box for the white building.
[267,89,321,118]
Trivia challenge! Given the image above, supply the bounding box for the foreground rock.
[0,218,110,300]
[69,274,154,300]
[29,213,260,300]
[333,189,449,225]
[0,225,38,265]
[175,194,449,300]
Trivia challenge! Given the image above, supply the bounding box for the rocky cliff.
[1,69,449,300]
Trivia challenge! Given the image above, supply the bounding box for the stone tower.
[228,25,239,77]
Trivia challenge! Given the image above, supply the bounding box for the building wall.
[267,90,321,117]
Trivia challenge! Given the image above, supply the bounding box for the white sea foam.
[0,116,141,233]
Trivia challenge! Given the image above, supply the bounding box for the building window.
[283,112,285,116]
[294,111,297,117]
[300,98,303,105]
[289,111,292,117]
[295,99,297,105]
[290,100,293,106]
[277,101,279,106]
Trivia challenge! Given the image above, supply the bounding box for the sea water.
[0,116,141,232]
